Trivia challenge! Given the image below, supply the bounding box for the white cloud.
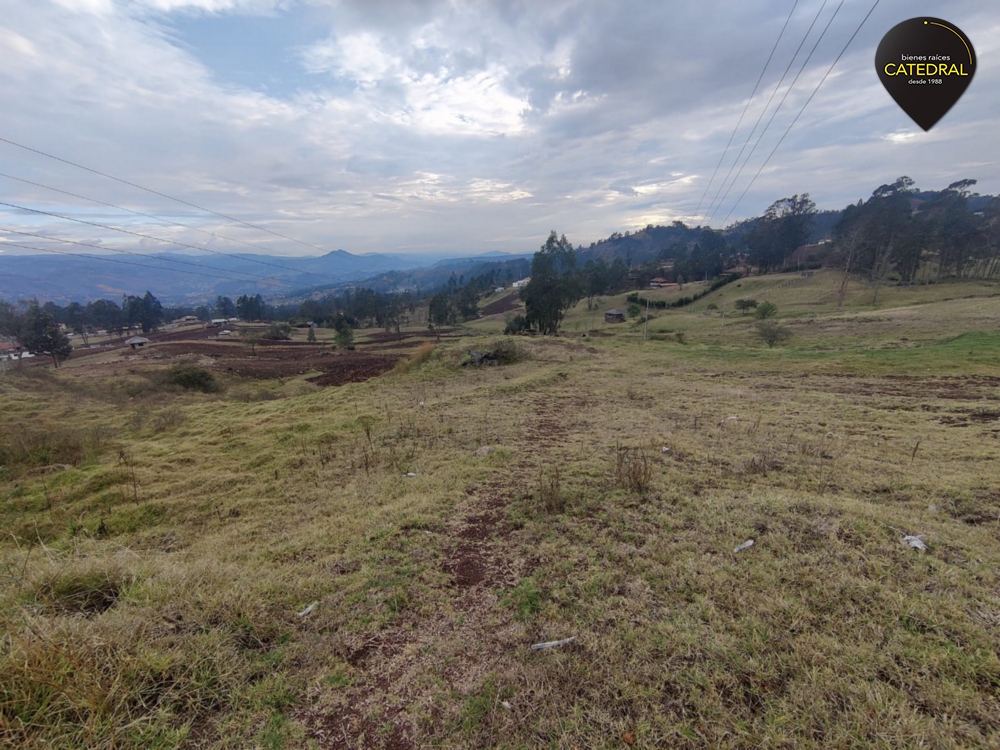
[0,0,996,262]
[883,131,918,144]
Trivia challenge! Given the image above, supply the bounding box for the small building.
[511,277,531,289]
[209,318,227,327]
[126,336,150,349]
[649,277,669,288]
[604,308,626,324]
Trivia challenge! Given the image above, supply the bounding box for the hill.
[0,250,427,305]
[2,274,999,747]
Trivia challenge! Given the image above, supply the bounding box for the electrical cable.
[719,0,881,226]
[708,0,844,225]
[694,0,799,219]
[0,201,311,284]
[0,171,343,281]
[0,134,332,255]
[1,228,288,286]
[0,240,276,284]
[702,0,830,223]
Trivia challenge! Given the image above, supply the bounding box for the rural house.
[604,308,626,324]
[126,336,150,349]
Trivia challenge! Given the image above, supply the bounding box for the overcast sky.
[0,0,997,259]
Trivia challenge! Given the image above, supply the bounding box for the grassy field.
[2,271,1000,748]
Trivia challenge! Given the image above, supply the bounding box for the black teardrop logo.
[875,18,976,131]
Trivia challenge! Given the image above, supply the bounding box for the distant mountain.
[276,255,533,303]
[0,249,428,304]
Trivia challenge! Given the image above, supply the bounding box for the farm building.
[511,277,531,289]
[604,309,626,324]
[126,336,150,349]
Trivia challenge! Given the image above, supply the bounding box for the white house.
[512,277,531,289]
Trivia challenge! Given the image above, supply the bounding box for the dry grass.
[2,277,1000,748]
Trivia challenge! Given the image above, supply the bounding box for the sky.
[0,0,997,260]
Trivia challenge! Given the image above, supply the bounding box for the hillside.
[0,250,427,305]
[2,274,1000,748]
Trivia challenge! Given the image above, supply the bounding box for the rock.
[473,446,495,457]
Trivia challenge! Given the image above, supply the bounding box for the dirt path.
[299,394,574,747]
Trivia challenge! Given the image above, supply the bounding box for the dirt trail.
[300,393,575,747]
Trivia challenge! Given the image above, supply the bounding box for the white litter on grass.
[530,637,576,651]
[903,535,927,551]
[661,446,671,453]
[501,701,513,711]
[734,539,755,553]
[296,601,318,617]
[404,472,418,477]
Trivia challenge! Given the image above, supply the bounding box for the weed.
[505,578,542,621]
[614,443,653,493]
[535,466,566,514]
[490,338,529,364]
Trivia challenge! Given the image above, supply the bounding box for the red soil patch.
[361,329,457,343]
[306,355,399,387]
[479,292,522,317]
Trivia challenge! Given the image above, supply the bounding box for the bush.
[263,323,292,341]
[754,301,778,319]
[614,444,652,493]
[504,314,529,335]
[734,298,758,314]
[491,339,528,365]
[166,365,220,393]
[755,321,793,348]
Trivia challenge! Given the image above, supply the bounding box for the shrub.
[754,301,778,319]
[614,444,652,493]
[504,314,529,335]
[166,364,220,393]
[755,321,793,348]
[735,298,758,314]
[491,339,528,365]
[263,323,292,341]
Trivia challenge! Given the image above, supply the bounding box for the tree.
[87,299,125,337]
[242,330,262,356]
[627,303,641,320]
[754,301,778,319]
[307,325,317,343]
[64,302,90,345]
[332,313,354,349]
[123,291,163,333]
[734,298,758,314]
[755,321,792,348]
[236,294,265,321]
[214,296,236,318]
[21,301,72,367]
[748,194,816,273]
[521,231,582,335]
[263,323,292,340]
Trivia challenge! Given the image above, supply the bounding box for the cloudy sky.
[0,0,997,260]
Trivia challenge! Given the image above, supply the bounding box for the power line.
[719,0,881,226]
[708,0,844,225]
[694,0,799,219]
[702,0,830,224]
[0,200,310,284]
[0,171,343,281]
[2,228,287,285]
[0,134,333,255]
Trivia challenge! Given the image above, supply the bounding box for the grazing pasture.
[2,271,1000,748]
